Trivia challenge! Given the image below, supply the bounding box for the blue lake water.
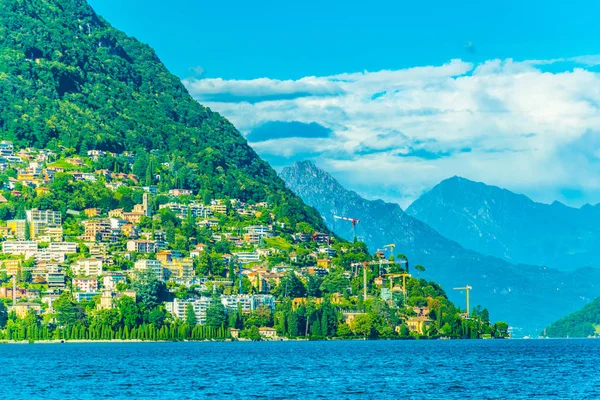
[1,339,599,399]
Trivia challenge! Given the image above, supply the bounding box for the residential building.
[2,241,38,255]
[126,240,157,253]
[14,302,42,319]
[103,272,126,290]
[157,250,173,263]
[7,219,27,238]
[48,242,78,254]
[159,202,211,219]
[29,220,63,241]
[233,252,260,263]
[258,327,277,338]
[84,208,101,218]
[405,316,433,335]
[34,251,66,263]
[2,259,21,275]
[164,258,193,280]
[73,278,98,293]
[312,232,329,244]
[82,219,118,242]
[72,258,103,277]
[220,294,276,314]
[26,208,62,225]
[168,189,192,197]
[0,140,14,157]
[73,292,100,302]
[318,246,337,258]
[293,232,311,243]
[190,243,206,258]
[134,259,164,281]
[166,297,212,325]
[46,265,65,289]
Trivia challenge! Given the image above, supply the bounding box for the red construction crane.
[333,215,360,241]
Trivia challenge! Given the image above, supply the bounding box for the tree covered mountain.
[0,0,326,231]
[545,297,600,338]
[280,161,600,335]
[406,176,600,271]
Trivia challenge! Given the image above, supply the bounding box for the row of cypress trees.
[0,322,231,342]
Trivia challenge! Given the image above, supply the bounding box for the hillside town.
[0,141,504,341]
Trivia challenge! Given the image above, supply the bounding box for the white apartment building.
[71,258,103,277]
[48,242,78,254]
[26,208,62,225]
[2,241,38,255]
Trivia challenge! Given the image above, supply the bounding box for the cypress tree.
[287,312,299,337]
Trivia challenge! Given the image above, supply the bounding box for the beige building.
[258,327,278,338]
[14,302,42,319]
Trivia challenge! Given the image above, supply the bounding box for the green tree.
[352,314,374,338]
[0,302,8,329]
[54,292,87,327]
[185,303,198,326]
[118,296,140,329]
[131,269,166,310]
[287,312,299,337]
[276,271,306,298]
[205,296,226,328]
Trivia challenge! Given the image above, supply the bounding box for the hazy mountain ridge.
[406,176,600,270]
[281,161,600,335]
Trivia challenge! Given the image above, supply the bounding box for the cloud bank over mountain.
[184,56,600,208]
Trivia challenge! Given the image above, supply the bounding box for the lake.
[1,339,599,399]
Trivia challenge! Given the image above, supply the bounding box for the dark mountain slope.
[281,161,600,336]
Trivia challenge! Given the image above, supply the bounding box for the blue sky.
[89,0,600,208]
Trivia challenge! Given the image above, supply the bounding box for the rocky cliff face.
[281,161,600,336]
[406,177,600,270]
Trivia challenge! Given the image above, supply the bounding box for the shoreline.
[0,336,513,344]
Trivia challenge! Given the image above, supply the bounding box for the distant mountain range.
[280,161,600,336]
[407,176,600,271]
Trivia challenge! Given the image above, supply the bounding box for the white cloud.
[184,56,600,208]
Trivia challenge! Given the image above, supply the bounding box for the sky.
[89,0,600,208]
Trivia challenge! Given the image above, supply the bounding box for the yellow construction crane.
[383,244,395,260]
[351,260,397,301]
[384,272,411,302]
[453,285,472,317]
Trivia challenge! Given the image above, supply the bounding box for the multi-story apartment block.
[71,258,103,277]
[48,242,78,254]
[73,278,99,293]
[134,259,164,281]
[126,239,157,253]
[82,219,119,242]
[26,208,62,225]
[2,240,38,255]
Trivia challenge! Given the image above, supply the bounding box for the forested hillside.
[0,0,326,230]
[545,297,600,338]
